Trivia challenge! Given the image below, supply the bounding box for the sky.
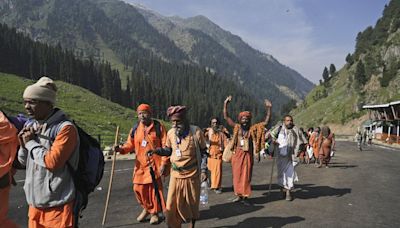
[125,0,390,83]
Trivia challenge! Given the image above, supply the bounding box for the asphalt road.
[8,141,400,228]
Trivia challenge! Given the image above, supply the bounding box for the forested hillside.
[292,0,400,131]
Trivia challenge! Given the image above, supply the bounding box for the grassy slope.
[0,72,137,146]
[292,62,400,133]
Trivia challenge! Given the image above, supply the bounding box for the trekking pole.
[102,126,120,226]
[267,144,276,196]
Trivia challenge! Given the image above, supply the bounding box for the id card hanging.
[175,148,182,157]
[141,140,148,147]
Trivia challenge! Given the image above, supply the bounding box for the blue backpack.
[50,120,105,225]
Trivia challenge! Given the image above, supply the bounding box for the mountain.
[291,0,400,133]
[0,72,136,146]
[0,21,264,127]
[0,0,313,117]
[135,8,313,99]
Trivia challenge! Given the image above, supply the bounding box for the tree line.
[0,23,264,127]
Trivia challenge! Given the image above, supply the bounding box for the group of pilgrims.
[0,77,336,228]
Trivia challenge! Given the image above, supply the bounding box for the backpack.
[130,119,162,138]
[1,111,28,170]
[50,120,104,226]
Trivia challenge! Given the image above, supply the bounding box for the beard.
[285,123,294,129]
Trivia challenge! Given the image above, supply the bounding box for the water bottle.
[200,181,208,206]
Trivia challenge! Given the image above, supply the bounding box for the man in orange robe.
[115,104,168,224]
[17,77,79,228]
[205,118,229,194]
[309,127,321,164]
[223,96,272,205]
[149,105,208,228]
[317,126,335,168]
[0,111,19,228]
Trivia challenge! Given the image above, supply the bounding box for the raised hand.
[224,95,232,104]
[264,99,272,108]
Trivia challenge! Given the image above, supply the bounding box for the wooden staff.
[267,144,276,195]
[102,126,120,226]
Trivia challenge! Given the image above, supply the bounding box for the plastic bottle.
[200,181,208,206]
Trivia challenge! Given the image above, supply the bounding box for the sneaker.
[137,209,149,222]
[149,214,159,225]
[214,188,222,194]
[232,196,242,202]
[241,198,252,206]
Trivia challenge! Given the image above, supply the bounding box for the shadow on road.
[200,201,263,220]
[212,216,305,228]
[329,165,358,169]
[242,183,352,204]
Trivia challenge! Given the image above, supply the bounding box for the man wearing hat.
[223,96,272,205]
[17,77,80,227]
[148,105,208,228]
[115,104,168,225]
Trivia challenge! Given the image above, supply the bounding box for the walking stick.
[147,157,165,221]
[102,126,120,226]
[267,144,277,196]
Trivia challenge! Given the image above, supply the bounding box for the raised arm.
[263,99,272,126]
[223,95,236,127]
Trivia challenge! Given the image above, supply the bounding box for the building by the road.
[363,100,400,145]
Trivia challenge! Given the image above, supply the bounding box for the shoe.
[232,196,242,202]
[214,188,222,194]
[149,214,159,225]
[137,209,149,222]
[241,198,252,206]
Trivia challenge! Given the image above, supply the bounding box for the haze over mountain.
[0,0,313,120]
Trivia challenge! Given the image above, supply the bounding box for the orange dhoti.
[28,201,74,228]
[231,148,253,197]
[207,157,222,189]
[133,178,165,214]
[0,185,18,228]
[166,175,200,228]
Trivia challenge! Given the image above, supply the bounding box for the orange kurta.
[0,112,19,228]
[120,120,168,214]
[206,130,226,189]
[309,132,319,159]
[165,127,207,228]
[232,145,253,197]
[29,125,78,228]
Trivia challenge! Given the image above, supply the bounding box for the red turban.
[238,111,252,120]
[167,106,187,119]
[137,104,152,114]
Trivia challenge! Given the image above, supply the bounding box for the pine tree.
[345,53,354,65]
[354,61,367,87]
[322,67,329,82]
[329,64,336,76]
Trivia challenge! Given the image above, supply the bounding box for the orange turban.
[167,106,187,119]
[137,104,152,114]
[238,111,252,120]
